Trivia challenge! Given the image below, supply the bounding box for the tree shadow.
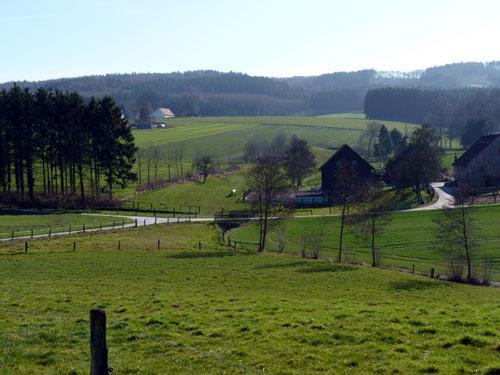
[255,260,356,273]
[390,279,446,291]
[167,251,248,259]
[254,261,310,270]
[297,263,356,273]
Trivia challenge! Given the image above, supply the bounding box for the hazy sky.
[1,0,499,82]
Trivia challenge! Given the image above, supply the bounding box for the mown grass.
[133,115,417,160]
[0,213,133,239]
[0,223,499,374]
[230,204,500,281]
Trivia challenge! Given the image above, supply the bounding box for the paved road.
[407,182,455,211]
[1,183,454,242]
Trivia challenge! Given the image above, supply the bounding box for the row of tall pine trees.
[0,86,136,206]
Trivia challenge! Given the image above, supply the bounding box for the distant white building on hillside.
[151,107,175,119]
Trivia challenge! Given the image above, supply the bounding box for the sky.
[1,0,500,82]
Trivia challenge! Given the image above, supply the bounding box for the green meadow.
[132,115,417,160]
[0,213,133,239]
[0,223,499,374]
[230,204,500,281]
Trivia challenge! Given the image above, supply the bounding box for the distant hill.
[2,61,500,117]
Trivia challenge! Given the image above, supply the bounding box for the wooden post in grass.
[154,215,157,225]
[430,268,435,278]
[100,223,102,231]
[90,309,108,375]
[122,219,125,228]
[73,242,76,251]
[83,224,86,233]
[11,231,14,240]
[25,242,28,253]
[143,219,146,226]
[412,264,415,274]
[31,228,34,238]
[135,219,138,228]
[69,225,71,235]
[48,226,51,237]
[157,239,160,250]
[198,241,201,250]
[118,241,121,251]
[112,222,115,230]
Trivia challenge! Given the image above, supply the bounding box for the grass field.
[132,115,417,161]
[230,204,500,281]
[0,213,133,239]
[0,223,499,374]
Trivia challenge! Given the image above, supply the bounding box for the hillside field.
[0,223,499,374]
[230,204,500,281]
[0,213,133,240]
[132,115,417,160]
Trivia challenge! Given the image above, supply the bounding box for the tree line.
[0,86,136,207]
[364,87,500,149]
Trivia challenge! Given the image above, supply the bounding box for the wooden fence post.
[430,268,435,278]
[118,241,121,251]
[83,224,86,233]
[198,241,201,250]
[11,231,14,240]
[90,309,108,375]
[73,242,76,251]
[69,225,71,235]
[135,219,138,228]
[122,219,125,229]
[412,264,415,274]
[31,228,34,238]
[157,239,160,250]
[25,242,28,253]
[48,226,51,237]
[143,219,146,226]
[112,222,115,230]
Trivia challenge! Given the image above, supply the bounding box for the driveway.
[407,182,455,211]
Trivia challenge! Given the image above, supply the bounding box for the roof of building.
[319,144,375,173]
[453,133,500,167]
[153,108,175,117]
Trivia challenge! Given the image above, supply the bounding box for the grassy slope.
[0,223,499,374]
[230,204,500,280]
[132,116,417,160]
[0,213,133,239]
[127,115,415,212]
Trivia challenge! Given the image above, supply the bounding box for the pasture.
[230,204,500,281]
[0,213,133,240]
[0,223,499,374]
[132,115,417,160]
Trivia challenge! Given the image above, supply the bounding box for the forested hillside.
[2,61,500,118]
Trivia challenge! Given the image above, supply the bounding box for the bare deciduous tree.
[433,184,478,282]
[350,183,393,267]
[194,153,214,184]
[245,157,289,252]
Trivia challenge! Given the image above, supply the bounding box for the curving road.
[407,182,455,211]
[1,183,454,242]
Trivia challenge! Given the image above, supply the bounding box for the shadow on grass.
[167,251,248,259]
[254,261,310,270]
[390,279,445,291]
[255,260,356,273]
[297,263,357,273]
